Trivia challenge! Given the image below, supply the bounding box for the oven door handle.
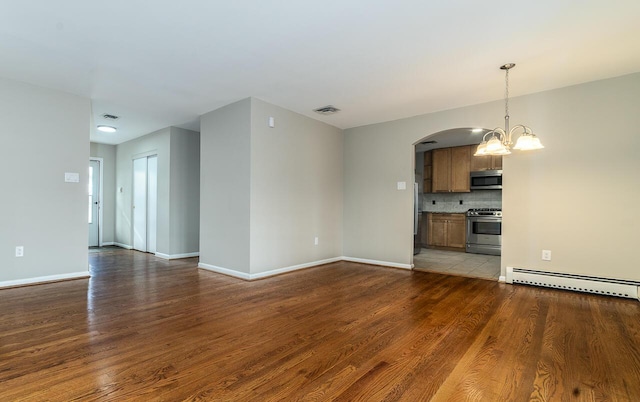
[467,217,502,222]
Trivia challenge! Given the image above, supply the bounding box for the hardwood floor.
[1,248,639,401]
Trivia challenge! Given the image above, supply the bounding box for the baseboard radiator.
[506,267,640,300]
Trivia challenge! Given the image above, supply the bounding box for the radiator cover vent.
[507,267,640,300]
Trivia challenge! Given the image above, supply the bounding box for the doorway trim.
[89,157,104,247]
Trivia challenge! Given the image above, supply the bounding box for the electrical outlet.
[459,200,463,205]
[314,237,319,246]
[15,246,24,257]
[542,250,551,261]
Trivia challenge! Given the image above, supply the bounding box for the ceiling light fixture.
[97,125,117,133]
[475,63,544,156]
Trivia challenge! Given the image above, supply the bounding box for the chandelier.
[474,63,544,156]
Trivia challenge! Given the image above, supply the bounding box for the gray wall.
[249,98,343,274]
[200,99,252,273]
[199,97,343,276]
[501,73,639,281]
[169,127,200,255]
[90,142,116,244]
[344,73,640,281]
[115,128,171,251]
[0,78,90,282]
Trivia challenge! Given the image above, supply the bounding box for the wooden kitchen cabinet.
[470,153,503,171]
[431,146,471,193]
[423,151,432,193]
[427,213,466,251]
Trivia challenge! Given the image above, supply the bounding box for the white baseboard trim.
[342,256,413,270]
[101,242,115,246]
[114,242,133,250]
[0,271,90,289]
[499,275,506,283]
[250,257,343,280]
[198,263,251,280]
[198,257,343,281]
[156,252,199,260]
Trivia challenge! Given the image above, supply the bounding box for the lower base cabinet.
[427,213,466,250]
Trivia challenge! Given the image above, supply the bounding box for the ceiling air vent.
[102,114,119,120]
[313,105,341,115]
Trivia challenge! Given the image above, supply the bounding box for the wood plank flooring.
[1,248,639,401]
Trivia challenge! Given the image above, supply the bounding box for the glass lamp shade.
[529,136,544,149]
[474,142,488,156]
[513,133,544,150]
[485,136,509,155]
[485,136,503,152]
[491,146,512,155]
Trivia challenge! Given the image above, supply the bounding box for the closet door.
[132,156,158,253]
[132,157,148,252]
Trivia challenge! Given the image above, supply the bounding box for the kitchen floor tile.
[413,248,500,281]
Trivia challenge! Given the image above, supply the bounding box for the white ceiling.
[2,1,640,144]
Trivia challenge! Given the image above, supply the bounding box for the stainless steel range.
[466,208,502,256]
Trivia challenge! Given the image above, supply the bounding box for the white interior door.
[147,156,158,253]
[132,155,158,253]
[133,157,148,252]
[88,160,100,247]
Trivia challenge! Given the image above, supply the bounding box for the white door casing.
[147,155,158,253]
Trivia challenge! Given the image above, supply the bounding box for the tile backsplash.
[422,190,501,213]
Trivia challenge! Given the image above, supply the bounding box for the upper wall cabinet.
[431,145,471,193]
[470,153,503,171]
[423,150,432,193]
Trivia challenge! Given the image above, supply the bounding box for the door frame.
[89,157,104,247]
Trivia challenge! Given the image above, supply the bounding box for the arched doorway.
[412,128,502,281]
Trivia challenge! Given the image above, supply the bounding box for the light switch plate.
[65,172,80,183]
[397,181,406,190]
[542,250,552,261]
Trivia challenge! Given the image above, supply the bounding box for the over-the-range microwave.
[470,170,502,190]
